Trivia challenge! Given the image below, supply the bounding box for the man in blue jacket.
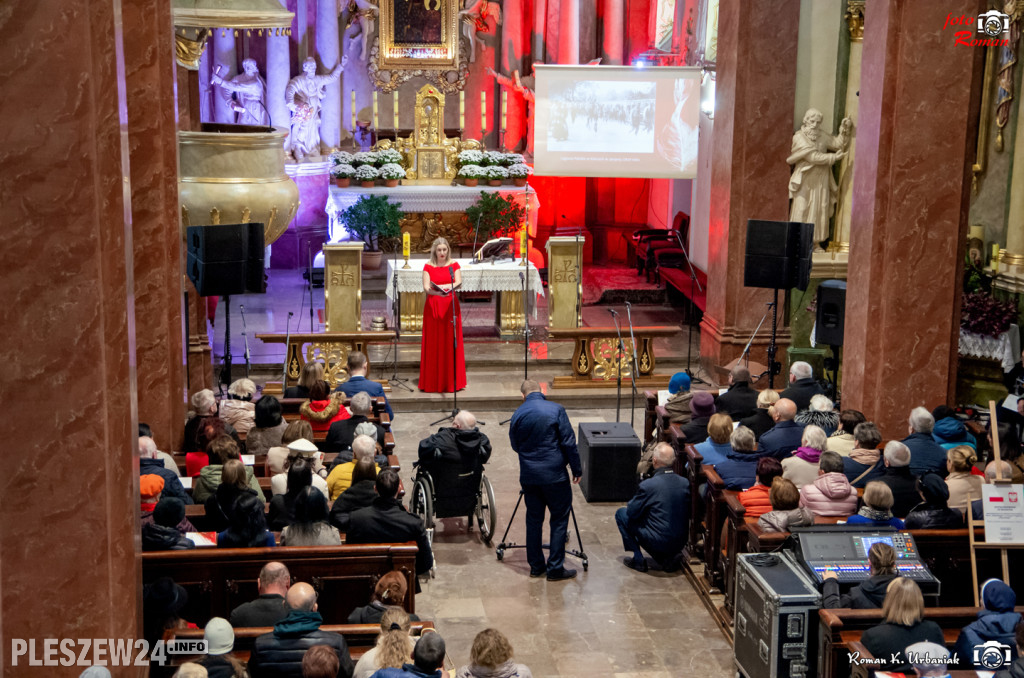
[508,380,582,581]
[334,351,393,420]
[759,399,806,460]
[615,442,690,572]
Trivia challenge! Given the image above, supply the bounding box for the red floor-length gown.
[419,262,467,392]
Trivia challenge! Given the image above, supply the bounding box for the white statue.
[211,58,269,126]
[787,108,852,251]
[460,0,502,63]
[285,56,347,162]
[341,0,379,62]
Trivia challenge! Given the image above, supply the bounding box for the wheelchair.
[410,458,497,544]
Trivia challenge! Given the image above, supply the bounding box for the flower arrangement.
[378,163,407,180]
[329,150,354,166]
[502,153,526,167]
[352,151,378,167]
[330,163,357,179]
[457,149,484,167]
[961,291,1018,338]
[354,164,379,181]
[484,165,509,180]
[507,163,533,179]
[376,148,404,166]
[481,150,507,167]
[458,164,485,179]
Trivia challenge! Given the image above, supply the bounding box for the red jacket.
[300,395,351,433]
[739,483,772,518]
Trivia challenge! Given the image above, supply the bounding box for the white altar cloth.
[385,257,544,297]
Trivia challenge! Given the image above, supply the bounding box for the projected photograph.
[656,79,699,174]
[546,81,656,153]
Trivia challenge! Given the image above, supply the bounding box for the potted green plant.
[457,164,485,187]
[481,150,506,167]
[330,163,356,188]
[465,191,527,243]
[341,194,405,269]
[484,165,509,186]
[378,163,406,187]
[507,162,533,187]
[354,164,379,188]
[376,148,404,166]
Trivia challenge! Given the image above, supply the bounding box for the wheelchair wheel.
[411,477,434,530]
[475,474,497,544]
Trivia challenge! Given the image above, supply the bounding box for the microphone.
[288,311,294,317]
[240,304,245,313]
[519,271,524,281]
[606,308,619,317]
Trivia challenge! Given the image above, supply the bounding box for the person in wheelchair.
[416,411,491,515]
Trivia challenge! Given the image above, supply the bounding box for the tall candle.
[520,229,527,259]
[351,91,356,131]
[459,91,465,129]
[481,90,487,132]
[393,91,399,130]
[402,232,410,258]
[373,91,379,129]
[501,91,507,132]
[993,243,1001,264]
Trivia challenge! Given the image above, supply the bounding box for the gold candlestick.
[402,233,411,269]
[519,229,527,267]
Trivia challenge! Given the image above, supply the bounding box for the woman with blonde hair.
[352,607,417,678]
[860,578,944,672]
[285,360,324,399]
[739,389,780,440]
[456,628,533,678]
[945,445,983,511]
[846,481,904,529]
[419,236,466,393]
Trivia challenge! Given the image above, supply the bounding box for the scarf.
[793,446,822,463]
[849,447,880,465]
[858,506,893,522]
[274,609,324,637]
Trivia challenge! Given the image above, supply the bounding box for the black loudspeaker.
[577,422,642,502]
[186,223,266,297]
[744,220,813,291]
[816,280,847,346]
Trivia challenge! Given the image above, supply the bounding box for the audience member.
[141,474,165,515]
[285,361,324,400]
[281,487,342,546]
[714,426,763,490]
[193,435,263,504]
[663,372,693,426]
[780,361,825,411]
[795,394,839,436]
[456,628,533,678]
[143,577,192,647]
[739,389,780,441]
[757,478,813,533]
[221,378,257,435]
[758,399,806,460]
[692,414,734,465]
[217,492,275,548]
[971,460,1016,520]
[992,420,1024,483]
[198,617,247,678]
[248,582,354,678]
[205,459,263,532]
[229,562,291,628]
[368,631,444,678]
[680,391,716,444]
[782,425,827,488]
[843,422,886,487]
[827,409,866,457]
[301,379,351,435]
[270,458,314,530]
[271,439,330,499]
[247,395,289,457]
[799,450,858,517]
[879,441,922,518]
[188,418,244,478]
[738,457,783,518]
[714,366,759,420]
[142,498,196,551]
[932,414,976,451]
[994,621,1024,677]
[173,664,208,678]
[822,542,898,609]
[347,469,434,576]
[327,435,379,501]
[615,443,690,572]
[329,460,378,531]
[80,668,113,678]
[184,389,219,452]
[903,407,949,477]
[847,481,905,529]
[267,420,317,478]
[417,411,492,472]
[140,426,181,475]
[904,473,965,529]
[347,571,420,624]
[945,445,983,512]
[860,578,945,673]
[140,436,190,503]
[335,351,394,420]
[324,392,385,453]
[955,578,1021,670]
[905,641,951,678]
[303,645,341,678]
[352,607,416,678]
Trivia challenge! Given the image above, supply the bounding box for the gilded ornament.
[845,1,864,42]
[174,29,210,70]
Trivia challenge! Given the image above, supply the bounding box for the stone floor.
[387,408,735,678]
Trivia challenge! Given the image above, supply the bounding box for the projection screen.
[533,65,702,179]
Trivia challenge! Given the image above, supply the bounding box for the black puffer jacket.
[417,426,492,467]
[904,504,965,530]
[247,610,354,678]
[328,479,376,531]
[141,523,195,551]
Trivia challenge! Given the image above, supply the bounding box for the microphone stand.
[575,217,583,327]
[675,231,707,386]
[240,304,251,378]
[625,302,640,430]
[386,242,413,391]
[608,309,624,423]
[499,269,530,426]
[307,242,315,332]
[220,294,233,386]
[740,301,774,371]
[282,311,294,388]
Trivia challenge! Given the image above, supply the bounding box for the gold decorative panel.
[372,0,465,92]
[305,343,352,388]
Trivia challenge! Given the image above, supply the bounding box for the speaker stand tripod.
[494,490,589,571]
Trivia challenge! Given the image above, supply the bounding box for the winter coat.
[759,420,807,460]
[220,399,256,435]
[757,507,814,533]
[346,600,420,624]
[843,450,885,488]
[799,472,858,517]
[714,381,759,420]
[300,394,351,434]
[324,415,386,454]
[508,392,582,486]
[956,612,1022,669]
[280,522,342,546]
[623,467,691,561]
[904,503,965,530]
[693,439,732,466]
[247,610,354,678]
[795,409,839,437]
[739,484,772,518]
[932,416,977,450]
[140,458,192,504]
[680,416,711,445]
[335,374,393,419]
[946,471,984,511]
[245,421,289,457]
[860,621,945,673]
[740,408,776,441]
[205,484,262,532]
[141,523,195,551]
[780,377,826,411]
[782,447,822,489]
[846,507,904,529]
[822,573,897,609]
[270,471,329,500]
[826,431,857,457]
[880,466,922,518]
[347,497,433,575]
[456,661,534,678]
[417,426,492,469]
[902,432,950,478]
[715,448,764,490]
[329,479,377,531]
[663,390,693,426]
[192,463,263,505]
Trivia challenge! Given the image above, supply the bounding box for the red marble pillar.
[601,0,625,65]
[843,0,980,436]
[0,2,142,675]
[699,0,800,376]
[124,0,187,451]
[501,0,527,153]
[558,0,580,64]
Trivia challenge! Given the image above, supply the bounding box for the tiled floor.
[387,408,735,678]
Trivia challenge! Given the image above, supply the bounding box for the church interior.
[6,0,1024,676]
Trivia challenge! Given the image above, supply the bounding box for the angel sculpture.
[488,64,537,155]
[459,0,502,63]
[341,0,379,62]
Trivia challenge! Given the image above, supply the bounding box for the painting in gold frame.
[373,0,464,92]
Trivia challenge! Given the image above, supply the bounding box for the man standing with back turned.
[509,380,582,581]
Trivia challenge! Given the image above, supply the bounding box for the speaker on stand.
[816,280,846,402]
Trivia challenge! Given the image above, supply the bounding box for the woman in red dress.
[419,237,467,392]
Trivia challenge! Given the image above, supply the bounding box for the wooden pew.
[643,390,658,445]
[680,445,705,563]
[278,396,388,418]
[701,466,728,592]
[142,543,418,627]
[175,452,401,479]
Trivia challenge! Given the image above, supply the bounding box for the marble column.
[996,66,1024,290]
[699,0,800,376]
[316,0,342,151]
[533,0,547,62]
[213,28,239,123]
[831,0,864,253]
[124,0,187,450]
[501,0,527,152]
[267,23,292,129]
[602,0,624,65]
[1,1,142,673]
[843,0,980,436]
[558,0,580,64]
